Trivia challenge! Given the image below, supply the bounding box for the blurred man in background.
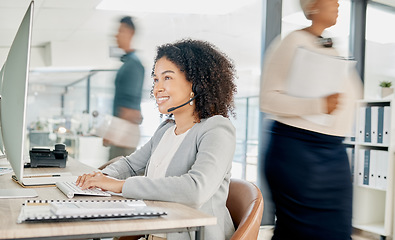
[104,16,145,160]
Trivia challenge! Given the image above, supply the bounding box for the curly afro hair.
[152,39,237,119]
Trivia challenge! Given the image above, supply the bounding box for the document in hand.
[91,115,140,148]
[286,47,357,125]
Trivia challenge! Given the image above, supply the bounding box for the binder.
[346,147,352,167]
[377,107,384,144]
[351,148,355,183]
[383,106,391,145]
[382,151,388,190]
[368,150,377,188]
[17,199,167,223]
[364,107,371,143]
[346,147,355,183]
[357,149,365,186]
[371,106,378,144]
[377,150,388,190]
[358,107,366,143]
[363,149,370,185]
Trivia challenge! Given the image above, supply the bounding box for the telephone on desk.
[28,143,68,168]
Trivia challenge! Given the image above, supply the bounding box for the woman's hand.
[325,93,340,114]
[76,171,125,193]
[102,138,112,147]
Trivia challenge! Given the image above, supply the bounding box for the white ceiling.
[374,0,395,8]
[0,0,264,96]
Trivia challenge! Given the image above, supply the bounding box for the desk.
[0,159,217,240]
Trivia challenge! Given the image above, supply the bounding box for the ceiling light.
[96,0,256,15]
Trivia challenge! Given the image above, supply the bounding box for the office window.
[364,3,395,99]
[231,96,259,183]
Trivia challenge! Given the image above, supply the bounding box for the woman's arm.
[260,32,327,117]
[101,139,152,179]
[121,116,235,208]
[76,141,152,191]
[77,121,171,189]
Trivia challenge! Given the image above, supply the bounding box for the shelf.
[355,142,389,148]
[353,222,387,236]
[358,99,392,104]
[352,99,394,237]
[355,184,386,192]
[343,140,356,145]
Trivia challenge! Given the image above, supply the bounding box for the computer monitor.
[0,1,38,197]
[0,2,73,191]
[0,0,33,184]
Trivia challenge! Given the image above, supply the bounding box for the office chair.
[226,178,264,240]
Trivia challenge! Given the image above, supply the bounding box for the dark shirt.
[113,51,145,116]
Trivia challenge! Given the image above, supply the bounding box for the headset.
[167,84,202,113]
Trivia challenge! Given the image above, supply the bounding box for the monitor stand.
[0,102,37,198]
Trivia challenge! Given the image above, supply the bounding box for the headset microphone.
[167,94,198,113]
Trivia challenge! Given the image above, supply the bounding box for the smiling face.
[152,57,194,115]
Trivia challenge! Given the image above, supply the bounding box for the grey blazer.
[102,115,236,240]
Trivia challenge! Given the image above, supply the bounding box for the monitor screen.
[0,65,4,155]
[0,1,34,182]
[0,64,4,89]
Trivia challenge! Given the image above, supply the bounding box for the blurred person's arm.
[118,107,142,124]
[325,93,340,114]
[260,32,332,117]
[102,138,112,147]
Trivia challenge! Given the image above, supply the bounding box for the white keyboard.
[56,181,111,199]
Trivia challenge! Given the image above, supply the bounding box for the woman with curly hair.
[77,39,237,240]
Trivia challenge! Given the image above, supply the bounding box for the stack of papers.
[286,47,357,126]
[91,115,140,148]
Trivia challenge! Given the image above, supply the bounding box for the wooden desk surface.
[0,158,217,239]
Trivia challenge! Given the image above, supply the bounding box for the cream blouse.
[260,30,363,136]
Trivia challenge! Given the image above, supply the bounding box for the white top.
[260,30,363,136]
[147,125,189,179]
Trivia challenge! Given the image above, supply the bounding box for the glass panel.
[231,162,243,179]
[231,96,259,180]
[232,98,247,167]
[246,97,259,167]
[246,164,258,183]
[89,71,117,122]
[364,3,395,99]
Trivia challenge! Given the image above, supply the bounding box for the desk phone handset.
[29,143,68,168]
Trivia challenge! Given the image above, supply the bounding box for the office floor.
[258,226,392,240]
[98,228,390,240]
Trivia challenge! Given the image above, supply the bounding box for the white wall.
[364,41,395,99]
[0,40,120,70]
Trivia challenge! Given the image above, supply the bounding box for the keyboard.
[56,181,111,199]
